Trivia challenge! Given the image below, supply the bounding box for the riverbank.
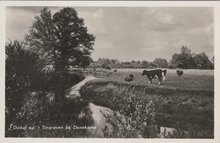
[80,80,214,138]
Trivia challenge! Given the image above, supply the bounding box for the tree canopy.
[193,53,213,69]
[25,7,95,103]
[26,7,95,74]
[170,46,213,69]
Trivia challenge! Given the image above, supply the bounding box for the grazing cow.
[125,74,134,82]
[177,70,183,77]
[142,69,167,85]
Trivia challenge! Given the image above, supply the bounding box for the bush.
[6,41,44,124]
[5,41,50,136]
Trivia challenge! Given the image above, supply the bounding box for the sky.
[6,7,214,62]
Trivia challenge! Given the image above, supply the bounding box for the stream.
[66,75,114,137]
[66,75,98,98]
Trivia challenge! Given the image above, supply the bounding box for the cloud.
[150,8,175,25]
[76,7,106,36]
[6,7,37,41]
[140,8,177,32]
[7,6,41,13]
[6,7,214,61]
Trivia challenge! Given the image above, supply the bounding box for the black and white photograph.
[2,1,218,140]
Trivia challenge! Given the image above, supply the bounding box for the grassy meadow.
[80,68,214,138]
[95,68,214,91]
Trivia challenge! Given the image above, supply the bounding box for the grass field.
[80,68,214,138]
[97,68,214,91]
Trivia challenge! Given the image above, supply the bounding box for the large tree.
[26,7,95,74]
[26,7,95,103]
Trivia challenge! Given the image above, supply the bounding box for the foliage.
[26,7,95,74]
[170,46,194,69]
[5,40,86,137]
[79,56,93,70]
[170,46,213,69]
[26,7,95,103]
[153,58,168,68]
[6,7,94,137]
[5,41,45,130]
[80,79,214,138]
[90,47,213,69]
[140,60,149,68]
[6,90,89,137]
[91,58,162,69]
[193,53,214,69]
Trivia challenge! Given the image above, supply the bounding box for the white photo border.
[0,1,220,143]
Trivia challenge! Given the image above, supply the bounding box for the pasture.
[97,68,214,91]
[80,68,214,138]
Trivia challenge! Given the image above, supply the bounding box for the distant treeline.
[89,46,214,69]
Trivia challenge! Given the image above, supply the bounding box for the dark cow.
[142,69,167,85]
[125,74,134,82]
[177,70,183,77]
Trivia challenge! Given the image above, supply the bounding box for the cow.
[125,74,134,82]
[177,70,183,77]
[142,69,167,85]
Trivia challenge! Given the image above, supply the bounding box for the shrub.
[5,41,45,125]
